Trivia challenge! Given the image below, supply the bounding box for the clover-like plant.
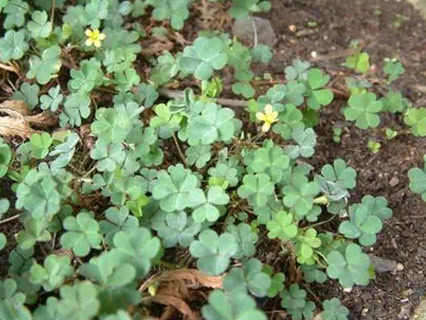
[344,92,382,129]
[280,284,316,320]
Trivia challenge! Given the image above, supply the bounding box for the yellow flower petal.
[85,38,93,46]
[271,111,278,119]
[85,29,93,37]
[98,33,106,40]
[264,104,273,114]
[262,122,271,132]
[94,40,101,48]
[92,29,100,37]
[256,112,266,121]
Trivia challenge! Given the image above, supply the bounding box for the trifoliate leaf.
[0,30,29,62]
[40,86,64,112]
[237,173,275,208]
[321,298,350,320]
[192,186,230,223]
[223,258,271,297]
[344,51,370,74]
[187,103,236,145]
[266,211,298,240]
[202,289,267,320]
[16,217,52,249]
[99,206,139,246]
[306,68,334,110]
[27,45,62,85]
[29,132,52,159]
[285,59,310,81]
[179,37,228,80]
[227,223,258,259]
[60,93,91,127]
[0,278,32,320]
[285,126,316,159]
[251,45,272,64]
[384,58,405,83]
[29,255,74,291]
[189,229,237,275]
[3,0,29,29]
[338,204,382,246]
[280,284,315,320]
[12,83,39,111]
[344,92,382,129]
[27,10,52,38]
[152,164,204,212]
[282,174,320,217]
[150,0,190,30]
[60,211,102,257]
[185,144,212,168]
[404,107,426,137]
[326,243,371,288]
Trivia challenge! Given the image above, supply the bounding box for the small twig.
[0,214,20,225]
[160,89,248,108]
[172,133,187,166]
[251,17,258,48]
[50,0,56,25]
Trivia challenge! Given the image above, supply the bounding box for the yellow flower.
[85,29,106,48]
[256,104,278,132]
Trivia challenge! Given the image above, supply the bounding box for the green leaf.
[189,229,237,275]
[29,254,74,291]
[99,206,139,247]
[0,139,11,178]
[251,45,272,64]
[408,166,426,202]
[187,104,236,145]
[285,126,316,159]
[381,91,409,113]
[266,272,285,298]
[306,69,334,110]
[152,164,204,212]
[49,133,80,172]
[383,58,405,83]
[84,0,109,29]
[68,59,104,94]
[0,30,29,62]
[344,51,370,74]
[154,211,201,248]
[110,227,161,279]
[273,104,304,139]
[326,243,371,288]
[40,86,64,112]
[321,298,350,320]
[78,250,136,287]
[29,132,52,159]
[27,10,52,38]
[237,173,275,208]
[185,144,212,168]
[266,211,298,240]
[294,228,322,264]
[232,82,255,99]
[150,0,190,30]
[208,162,239,189]
[339,204,383,246]
[12,83,39,111]
[0,278,32,320]
[15,167,61,219]
[280,284,315,320]
[227,223,258,259]
[404,107,426,137]
[301,264,327,284]
[282,174,320,217]
[230,0,271,18]
[344,92,382,129]
[359,195,392,221]
[60,93,91,127]
[193,186,230,223]
[248,139,290,183]
[91,106,135,143]
[202,289,267,320]
[114,68,140,92]
[56,281,100,320]
[223,258,271,297]
[102,310,132,320]
[285,59,310,81]
[179,37,228,80]
[0,233,6,250]
[27,45,62,85]
[3,0,29,29]
[60,211,102,257]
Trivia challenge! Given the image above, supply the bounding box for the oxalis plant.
[0,0,422,320]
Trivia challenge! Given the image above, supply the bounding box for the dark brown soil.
[266,0,426,319]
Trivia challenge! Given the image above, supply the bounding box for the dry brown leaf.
[0,116,36,139]
[142,294,200,320]
[0,100,30,116]
[0,100,58,139]
[139,269,223,293]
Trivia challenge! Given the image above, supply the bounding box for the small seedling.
[368,140,381,154]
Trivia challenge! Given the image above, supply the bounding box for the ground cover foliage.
[0,0,424,319]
